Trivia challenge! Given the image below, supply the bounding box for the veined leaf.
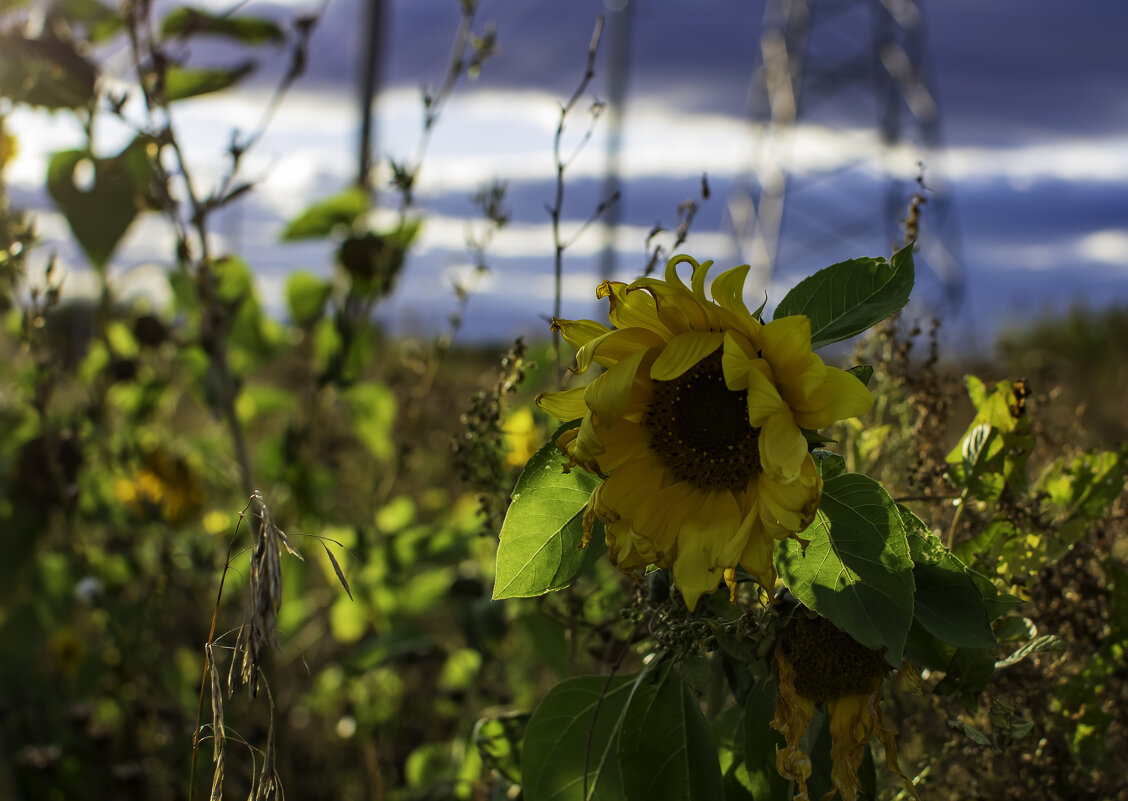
[773,244,914,349]
[522,674,635,801]
[775,473,915,664]
[618,667,723,801]
[493,427,604,599]
[906,526,996,649]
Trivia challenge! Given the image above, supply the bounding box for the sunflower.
[772,611,920,801]
[536,254,872,609]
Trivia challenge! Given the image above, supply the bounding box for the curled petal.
[649,331,724,381]
[629,277,717,333]
[597,280,673,338]
[759,455,821,534]
[536,386,588,421]
[552,317,610,351]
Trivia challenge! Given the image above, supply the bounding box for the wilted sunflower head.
[536,255,872,610]
[772,610,919,801]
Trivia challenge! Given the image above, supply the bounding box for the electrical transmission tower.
[728,0,963,309]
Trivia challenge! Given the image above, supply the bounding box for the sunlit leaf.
[164,62,255,101]
[160,6,284,45]
[773,244,914,349]
[282,186,370,241]
[775,473,915,664]
[493,425,606,599]
[285,270,333,326]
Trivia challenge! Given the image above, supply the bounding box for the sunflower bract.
[536,254,873,610]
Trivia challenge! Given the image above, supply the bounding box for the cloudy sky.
[7,0,1128,349]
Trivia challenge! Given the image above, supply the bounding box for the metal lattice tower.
[728,0,963,309]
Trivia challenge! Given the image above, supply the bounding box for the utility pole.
[729,0,963,308]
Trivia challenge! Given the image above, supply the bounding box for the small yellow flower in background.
[504,405,539,469]
[0,115,16,173]
[536,254,871,609]
[114,449,204,525]
[772,611,919,801]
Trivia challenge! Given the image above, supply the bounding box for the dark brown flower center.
[643,350,761,490]
[779,611,890,704]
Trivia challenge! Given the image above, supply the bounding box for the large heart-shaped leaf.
[47,137,153,268]
[523,674,635,801]
[775,473,915,664]
[618,668,723,801]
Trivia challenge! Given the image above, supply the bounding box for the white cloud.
[1076,229,1128,266]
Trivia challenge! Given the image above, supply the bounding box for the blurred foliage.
[0,1,1125,800]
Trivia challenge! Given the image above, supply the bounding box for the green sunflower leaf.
[773,243,914,349]
[906,526,997,649]
[775,473,915,665]
[46,137,154,268]
[522,674,635,801]
[618,666,724,801]
[493,426,605,599]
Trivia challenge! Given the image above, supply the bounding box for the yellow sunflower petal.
[536,386,588,420]
[672,542,722,612]
[573,326,665,374]
[745,363,787,425]
[723,331,771,391]
[759,409,808,482]
[760,315,812,369]
[584,348,649,426]
[709,263,751,317]
[598,280,673,338]
[629,277,717,333]
[759,454,821,533]
[649,330,724,381]
[588,421,651,473]
[552,317,610,351]
[792,366,873,430]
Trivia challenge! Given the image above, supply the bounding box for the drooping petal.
[597,280,673,338]
[627,280,710,333]
[771,649,815,800]
[759,454,821,533]
[672,540,721,612]
[573,326,665,374]
[536,386,588,421]
[759,409,808,482]
[584,348,649,426]
[760,315,820,383]
[649,330,724,381]
[552,318,609,351]
[792,366,874,429]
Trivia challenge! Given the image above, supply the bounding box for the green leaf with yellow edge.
[160,6,284,44]
[493,425,605,599]
[522,674,635,801]
[47,137,153,268]
[164,62,255,101]
[773,244,914,349]
[282,186,370,241]
[775,473,915,665]
[618,666,724,801]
